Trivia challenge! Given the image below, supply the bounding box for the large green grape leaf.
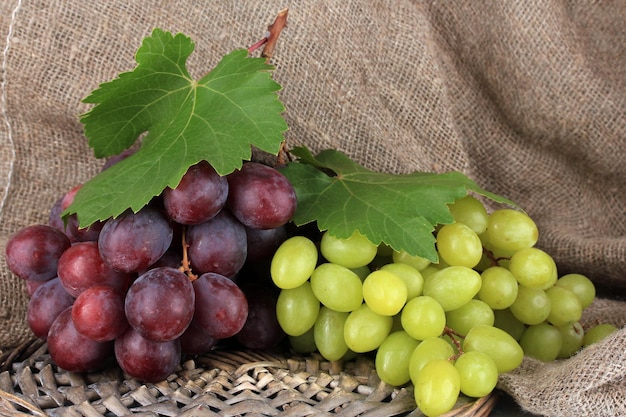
[281,147,518,262]
[65,28,287,227]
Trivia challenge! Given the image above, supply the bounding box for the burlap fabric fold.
[1,1,624,416]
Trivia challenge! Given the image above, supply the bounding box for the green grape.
[363,270,408,316]
[447,195,489,234]
[441,332,464,356]
[485,209,538,252]
[436,222,483,268]
[478,230,495,252]
[350,265,371,281]
[509,247,557,289]
[423,266,482,311]
[380,262,424,300]
[455,351,499,398]
[493,309,526,341]
[391,312,404,333]
[288,326,316,354]
[375,330,420,386]
[320,230,377,268]
[545,286,582,327]
[409,337,455,383]
[474,250,493,272]
[583,323,618,347]
[310,263,363,312]
[493,254,511,270]
[480,233,517,263]
[343,304,393,353]
[463,325,524,373]
[414,359,461,417]
[557,322,584,358]
[392,250,431,271]
[420,265,440,281]
[313,306,349,361]
[276,282,320,336]
[432,256,451,270]
[446,299,495,336]
[510,285,551,325]
[270,236,318,289]
[401,296,446,341]
[519,322,562,362]
[478,266,519,310]
[555,273,596,309]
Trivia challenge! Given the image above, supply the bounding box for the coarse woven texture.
[0,342,499,417]
[0,1,624,416]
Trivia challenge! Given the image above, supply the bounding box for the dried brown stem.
[276,141,293,165]
[248,10,291,166]
[483,246,510,267]
[261,8,289,59]
[179,227,198,281]
[443,326,465,359]
[248,8,289,58]
[247,37,268,54]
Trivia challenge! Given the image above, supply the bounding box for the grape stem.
[277,141,293,165]
[179,227,198,281]
[247,8,289,59]
[443,326,465,359]
[248,10,290,166]
[247,37,268,55]
[483,246,509,267]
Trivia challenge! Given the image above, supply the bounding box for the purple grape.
[179,320,219,355]
[101,148,136,171]
[235,284,285,349]
[114,327,181,382]
[245,225,288,262]
[27,278,75,340]
[64,215,105,243]
[57,241,133,297]
[186,210,247,278]
[125,267,195,342]
[25,279,47,297]
[163,161,228,225]
[47,307,113,373]
[72,286,128,342]
[59,184,104,242]
[140,219,184,273]
[5,224,71,282]
[98,206,173,273]
[193,272,248,339]
[226,162,297,230]
[48,195,65,231]
[139,247,183,274]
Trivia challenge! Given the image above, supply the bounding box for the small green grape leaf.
[65,28,287,227]
[281,146,518,262]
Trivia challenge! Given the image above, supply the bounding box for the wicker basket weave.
[0,338,498,417]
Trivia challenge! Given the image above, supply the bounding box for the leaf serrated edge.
[284,146,521,260]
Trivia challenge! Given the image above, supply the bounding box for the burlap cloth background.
[1,1,624,416]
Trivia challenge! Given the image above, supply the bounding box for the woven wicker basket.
[0,338,498,417]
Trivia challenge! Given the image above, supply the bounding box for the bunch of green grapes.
[269,195,616,417]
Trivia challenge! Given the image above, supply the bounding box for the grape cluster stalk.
[270,195,616,417]
[5,155,297,382]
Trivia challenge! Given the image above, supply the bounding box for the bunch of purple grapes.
[5,158,295,382]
